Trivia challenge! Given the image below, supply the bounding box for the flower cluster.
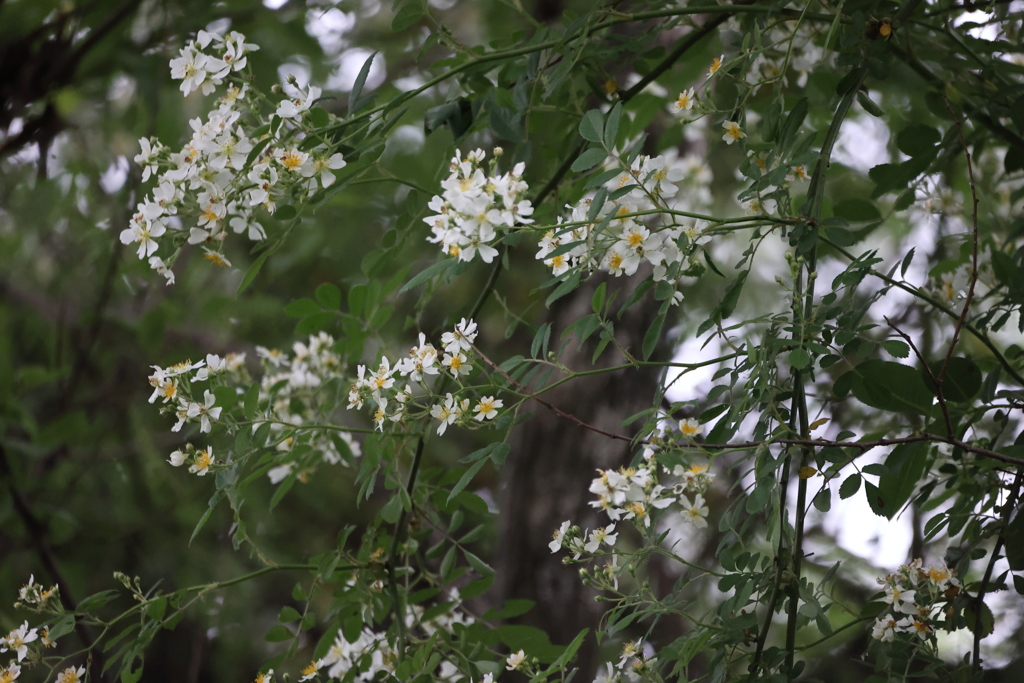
[170,30,257,97]
[346,319,504,435]
[588,440,713,532]
[870,558,960,643]
[125,29,345,284]
[13,575,59,611]
[424,148,534,263]
[306,628,397,682]
[743,22,824,91]
[148,334,362,484]
[536,150,712,293]
[591,640,657,683]
[148,356,229,436]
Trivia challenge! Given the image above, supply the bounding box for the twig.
[885,316,953,437]
[938,97,980,385]
[470,342,638,445]
[972,469,1023,672]
[0,440,108,682]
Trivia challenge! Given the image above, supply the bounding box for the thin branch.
[885,316,953,437]
[0,440,108,682]
[972,469,1023,672]
[938,97,980,384]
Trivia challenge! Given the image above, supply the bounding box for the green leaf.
[380,494,403,524]
[237,250,271,295]
[275,205,298,220]
[718,271,748,320]
[279,606,302,623]
[925,357,982,402]
[448,458,488,504]
[900,248,916,277]
[285,298,321,318]
[833,198,881,223]
[779,97,808,150]
[392,3,423,31]
[642,313,665,361]
[531,323,551,358]
[1011,95,1024,135]
[489,104,523,142]
[824,226,856,247]
[463,550,494,576]
[553,628,589,668]
[546,270,581,307]
[812,488,831,512]
[839,474,862,499]
[401,259,455,292]
[315,283,342,310]
[591,282,607,314]
[265,625,294,643]
[788,348,811,370]
[837,360,935,414]
[309,107,329,128]
[349,51,378,115]
[881,340,909,358]
[896,124,940,157]
[440,546,457,580]
[964,600,994,638]
[243,383,259,420]
[1005,506,1024,571]
[296,312,335,335]
[571,147,607,172]
[868,442,927,519]
[190,490,224,545]
[857,91,884,117]
[49,614,77,640]
[604,103,622,147]
[579,110,604,143]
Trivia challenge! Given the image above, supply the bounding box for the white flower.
[189,447,214,476]
[186,389,223,433]
[722,120,745,144]
[871,616,898,642]
[473,396,502,421]
[430,393,460,435]
[584,524,617,553]
[56,666,85,683]
[441,318,478,354]
[506,650,526,671]
[669,88,696,113]
[168,449,187,467]
[148,256,176,285]
[884,584,918,614]
[268,463,295,484]
[1,622,38,661]
[441,351,472,378]
[193,353,227,381]
[0,663,22,683]
[549,520,571,553]
[679,418,701,438]
[277,85,322,120]
[680,494,709,528]
[299,661,319,682]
